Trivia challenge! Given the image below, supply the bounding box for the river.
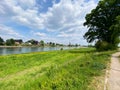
[0,46,75,55]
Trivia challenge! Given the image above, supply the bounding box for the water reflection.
[0,47,72,55]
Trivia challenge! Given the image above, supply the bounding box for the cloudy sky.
[0,0,99,45]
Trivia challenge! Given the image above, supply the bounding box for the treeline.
[0,37,23,46]
[0,37,80,47]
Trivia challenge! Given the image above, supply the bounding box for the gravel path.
[107,52,120,90]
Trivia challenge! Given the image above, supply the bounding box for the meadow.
[0,48,115,90]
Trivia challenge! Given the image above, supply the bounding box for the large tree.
[6,39,15,46]
[84,0,120,50]
[39,40,45,46]
[0,37,4,45]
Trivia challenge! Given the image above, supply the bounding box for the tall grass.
[0,48,115,90]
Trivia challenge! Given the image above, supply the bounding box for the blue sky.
[0,0,99,45]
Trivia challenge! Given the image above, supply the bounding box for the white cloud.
[57,32,79,38]
[0,24,23,40]
[40,0,97,44]
[0,0,41,25]
[0,0,98,45]
[18,0,36,9]
[34,32,46,37]
[42,0,97,32]
[0,0,97,30]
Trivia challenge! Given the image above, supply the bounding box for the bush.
[95,40,117,51]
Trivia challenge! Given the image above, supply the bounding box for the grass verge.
[0,48,115,90]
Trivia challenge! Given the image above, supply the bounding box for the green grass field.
[0,48,115,90]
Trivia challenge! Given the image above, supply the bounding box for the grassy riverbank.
[0,48,115,90]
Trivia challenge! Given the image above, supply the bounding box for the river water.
[0,47,74,55]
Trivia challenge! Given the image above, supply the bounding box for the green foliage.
[49,42,56,47]
[0,48,114,90]
[95,40,117,51]
[109,15,120,45]
[91,62,106,70]
[84,0,120,50]
[39,40,44,46]
[27,39,38,45]
[0,37,4,45]
[6,39,15,46]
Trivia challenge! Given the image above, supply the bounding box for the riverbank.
[0,48,115,90]
[0,46,23,48]
[0,45,82,48]
[0,45,51,48]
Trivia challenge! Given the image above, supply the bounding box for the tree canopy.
[6,39,15,46]
[27,39,38,45]
[39,40,45,46]
[84,0,120,50]
[0,37,4,45]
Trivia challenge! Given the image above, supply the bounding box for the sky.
[0,0,99,45]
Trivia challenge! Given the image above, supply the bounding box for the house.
[14,39,23,45]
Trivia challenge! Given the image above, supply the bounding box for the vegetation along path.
[106,52,120,90]
[0,48,114,90]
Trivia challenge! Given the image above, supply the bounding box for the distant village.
[0,37,80,47]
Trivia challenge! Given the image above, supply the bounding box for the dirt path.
[106,52,120,90]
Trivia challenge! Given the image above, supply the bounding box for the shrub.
[95,40,117,51]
